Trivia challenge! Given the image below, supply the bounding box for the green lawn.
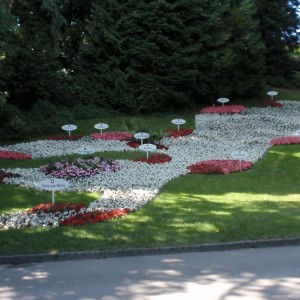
[1,145,300,256]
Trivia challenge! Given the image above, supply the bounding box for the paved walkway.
[1,245,300,300]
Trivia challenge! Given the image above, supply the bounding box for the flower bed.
[91,132,132,141]
[2,100,300,229]
[200,105,245,114]
[134,153,172,164]
[40,157,122,179]
[47,134,84,141]
[260,99,283,108]
[0,150,32,160]
[61,208,130,226]
[187,160,253,175]
[270,136,300,146]
[164,128,194,138]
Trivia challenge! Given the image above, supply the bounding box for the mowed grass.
[1,145,300,256]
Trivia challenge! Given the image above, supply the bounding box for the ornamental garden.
[1,99,300,229]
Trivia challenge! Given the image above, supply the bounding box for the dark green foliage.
[215,0,266,97]
[0,1,74,110]
[74,1,124,110]
[254,0,300,86]
[24,100,74,135]
[74,0,267,111]
[0,0,299,115]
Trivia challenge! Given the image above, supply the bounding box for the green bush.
[0,97,26,139]
[24,100,74,135]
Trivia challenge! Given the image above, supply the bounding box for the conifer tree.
[116,0,230,110]
[0,0,71,110]
[214,0,266,97]
[254,0,300,85]
[74,1,124,111]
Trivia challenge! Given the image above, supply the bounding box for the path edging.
[1,236,300,265]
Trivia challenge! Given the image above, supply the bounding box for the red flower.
[187,160,253,175]
[260,100,283,108]
[0,150,32,160]
[26,202,87,214]
[0,169,20,183]
[47,134,84,141]
[200,105,245,114]
[126,141,168,150]
[164,129,194,138]
[91,132,132,141]
[126,141,141,148]
[134,153,172,164]
[270,136,300,146]
[60,208,130,226]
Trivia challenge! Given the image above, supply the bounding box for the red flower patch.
[0,169,20,183]
[187,160,253,175]
[165,129,194,138]
[270,136,300,146]
[126,141,168,150]
[260,100,283,108]
[134,153,172,164]
[200,105,245,114]
[91,132,132,141]
[47,134,84,141]
[0,150,32,160]
[60,208,130,226]
[27,202,87,214]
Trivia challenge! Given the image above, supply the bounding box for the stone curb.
[1,237,300,265]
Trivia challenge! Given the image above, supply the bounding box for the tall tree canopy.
[254,0,300,85]
[75,0,266,112]
[0,0,299,116]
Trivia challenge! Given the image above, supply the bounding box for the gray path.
[1,245,300,300]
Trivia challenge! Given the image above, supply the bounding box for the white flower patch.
[2,100,300,228]
[2,137,136,158]
[88,188,159,211]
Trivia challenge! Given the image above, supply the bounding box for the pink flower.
[187,160,253,174]
[200,105,245,114]
[91,132,132,141]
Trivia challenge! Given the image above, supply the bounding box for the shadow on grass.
[0,185,100,214]
[1,193,300,256]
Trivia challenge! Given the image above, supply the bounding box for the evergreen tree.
[74,1,124,111]
[214,0,266,97]
[75,0,268,112]
[0,0,73,110]
[254,0,300,85]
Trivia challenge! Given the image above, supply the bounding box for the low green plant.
[149,128,169,145]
